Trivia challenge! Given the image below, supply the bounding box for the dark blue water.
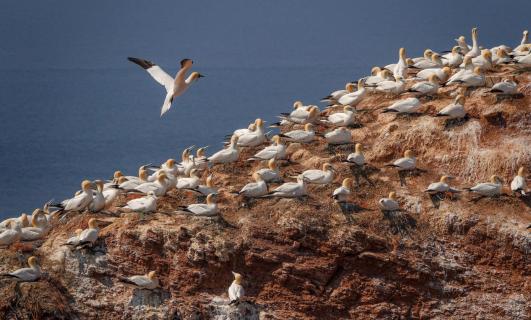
[0,1,529,218]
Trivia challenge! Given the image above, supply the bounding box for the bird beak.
[198,74,205,78]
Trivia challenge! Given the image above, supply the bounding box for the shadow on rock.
[129,288,170,307]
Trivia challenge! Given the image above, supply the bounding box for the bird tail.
[382,109,397,113]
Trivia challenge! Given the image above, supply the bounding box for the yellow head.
[139,168,148,180]
[442,67,451,76]
[370,66,381,76]
[342,178,353,189]
[343,105,353,113]
[473,66,482,75]
[472,27,478,38]
[113,171,123,179]
[253,172,263,181]
[81,180,93,191]
[28,256,38,268]
[428,74,439,83]
[389,191,397,200]
[197,147,207,157]
[148,271,157,280]
[293,101,303,109]
[404,150,414,158]
[75,228,83,236]
[206,193,216,205]
[117,176,128,184]
[440,175,450,183]
[323,163,334,171]
[451,46,460,54]
[355,143,363,153]
[166,159,176,168]
[455,94,465,105]
[517,167,525,177]
[272,135,281,144]
[496,49,507,58]
[490,175,502,183]
[248,123,256,131]
[21,213,30,227]
[182,149,190,161]
[457,35,466,43]
[431,53,441,63]
[346,82,356,92]
[463,56,472,66]
[206,174,214,187]
[308,106,319,118]
[304,123,313,132]
[268,158,277,170]
[424,49,433,59]
[256,118,264,128]
[157,173,167,183]
[399,47,406,59]
[88,218,98,229]
[232,271,243,284]
[190,72,204,81]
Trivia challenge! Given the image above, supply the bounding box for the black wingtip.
[127,57,154,69]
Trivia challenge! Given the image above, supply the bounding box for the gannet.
[237,172,268,198]
[452,67,485,87]
[232,120,258,138]
[300,163,335,184]
[103,170,124,189]
[379,192,399,211]
[416,67,451,82]
[333,178,353,203]
[119,168,149,190]
[464,28,480,59]
[20,210,48,241]
[190,146,209,171]
[338,79,366,107]
[471,50,493,70]
[207,135,240,164]
[490,79,518,94]
[186,174,218,196]
[424,176,454,194]
[0,221,21,246]
[436,95,466,119]
[492,48,512,64]
[412,49,434,63]
[77,218,100,246]
[365,68,394,86]
[278,106,320,125]
[393,48,408,80]
[323,106,357,126]
[176,169,201,189]
[177,194,218,216]
[124,191,158,218]
[0,213,29,230]
[347,143,365,166]
[237,119,267,147]
[442,47,463,67]
[228,272,245,304]
[267,175,308,198]
[64,229,83,246]
[465,175,503,197]
[278,123,316,143]
[408,74,440,95]
[121,271,159,290]
[321,82,356,103]
[411,53,443,69]
[446,56,474,84]
[255,159,282,183]
[1,256,41,282]
[375,77,406,95]
[383,97,421,114]
[134,173,168,196]
[325,127,352,145]
[387,150,416,171]
[89,180,105,213]
[510,167,527,196]
[248,135,286,161]
[53,180,94,212]
[127,57,204,116]
[514,30,529,52]
[455,35,470,55]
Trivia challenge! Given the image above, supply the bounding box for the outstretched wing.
[128,57,174,93]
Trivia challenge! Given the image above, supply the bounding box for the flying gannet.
[128,57,204,116]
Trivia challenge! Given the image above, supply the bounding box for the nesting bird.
[465,175,503,200]
[1,256,41,282]
[121,271,159,290]
[228,272,245,305]
[379,192,400,212]
[510,167,527,196]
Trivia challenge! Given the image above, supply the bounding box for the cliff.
[0,65,530,319]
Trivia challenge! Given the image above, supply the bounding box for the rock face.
[1,67,530,319]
